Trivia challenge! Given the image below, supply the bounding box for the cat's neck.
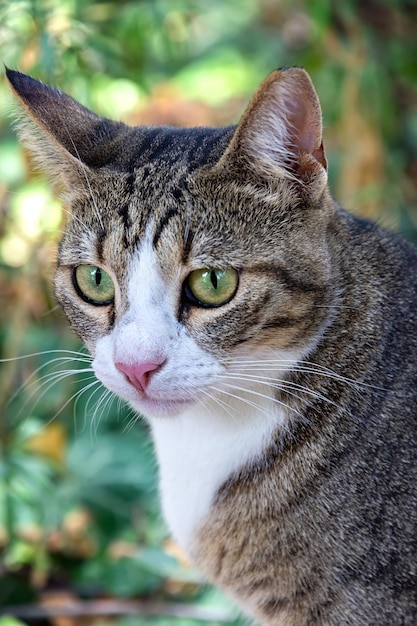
[150,388,284,552]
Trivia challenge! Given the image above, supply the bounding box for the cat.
[7,65,417,625]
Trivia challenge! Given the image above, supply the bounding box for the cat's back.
[340,210,417,385]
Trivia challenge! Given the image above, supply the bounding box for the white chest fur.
[150,398,281,553]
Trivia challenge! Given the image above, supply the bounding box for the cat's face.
[55,153,332,419]
[7,67,335,420]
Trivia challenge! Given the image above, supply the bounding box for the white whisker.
[62,123,105,232]
[209,384,278,420]
[42,378,101,427]
[199,388,241,421]
[123,409,141,433]
[20,370,95,417]
[89,386,116,438]
[60,204,95,236]
[222,372,339,409]
[0,348,91,363]
[213,380,307,427]
[228,358,384,391]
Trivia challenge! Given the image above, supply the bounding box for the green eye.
[73,265,115,305]
[186,268,239,307]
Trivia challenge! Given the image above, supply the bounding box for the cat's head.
[7,67,335,419]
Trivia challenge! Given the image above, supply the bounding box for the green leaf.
[0,618,28,626]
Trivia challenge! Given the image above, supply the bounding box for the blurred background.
[0,0,416,624]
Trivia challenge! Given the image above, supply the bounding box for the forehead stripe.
[152,207,180,248]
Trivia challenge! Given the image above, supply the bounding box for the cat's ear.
[6,69,127,189]
[221,68,327,184]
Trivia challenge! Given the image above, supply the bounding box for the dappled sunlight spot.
[92,78,144,118]
[0,183,62,267]
[47,4,72,37]
[0,140,26,186]
[0,234,30,267]
[175,52,257,106]
[13,183,62,238]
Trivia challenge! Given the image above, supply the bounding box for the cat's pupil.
[210,270,218,289]
[95,267,102,286]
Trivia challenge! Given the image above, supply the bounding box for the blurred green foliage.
[0,0,416,623]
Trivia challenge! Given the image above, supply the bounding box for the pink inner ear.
[297,117,319,153]
[221,68,328,178]
[287,87,327,171]
[312,141,327,170]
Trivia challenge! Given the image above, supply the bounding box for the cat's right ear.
[219,68,327,188]
[6,69,127,191]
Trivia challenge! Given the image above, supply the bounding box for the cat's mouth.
[110,361,196,417]
[92,336,223,419]
[130,393,196,418]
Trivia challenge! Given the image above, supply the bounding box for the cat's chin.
[129,396,196,419]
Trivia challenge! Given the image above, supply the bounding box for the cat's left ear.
[6,68,128,190]
[220,68,327,185]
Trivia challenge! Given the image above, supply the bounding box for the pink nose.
[115,361,163,393]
